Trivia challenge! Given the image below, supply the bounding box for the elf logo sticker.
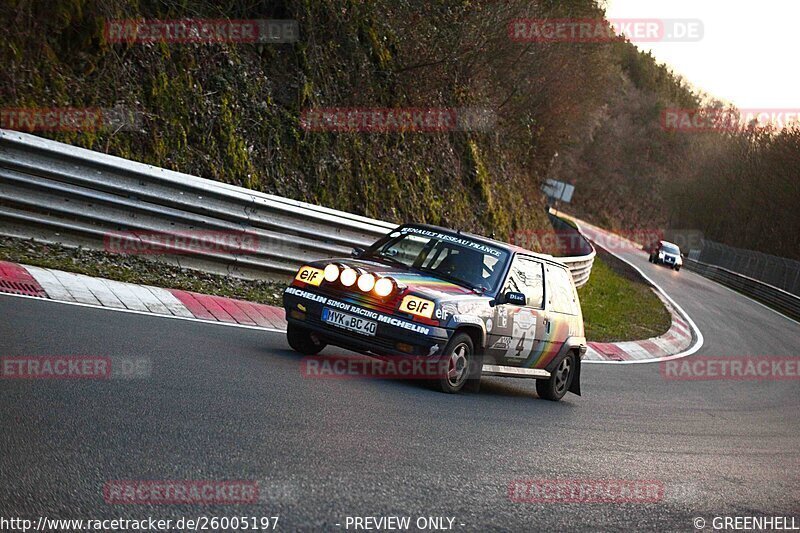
[295,266,324,286]
[399,295,435,318]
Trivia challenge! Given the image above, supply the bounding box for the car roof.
[660,240,680,249]
[401,223,565,267]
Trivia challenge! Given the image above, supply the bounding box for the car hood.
[307,258,477,301]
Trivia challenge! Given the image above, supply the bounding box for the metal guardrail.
[559,254,595,288]
[0,129,595,286]
[546,211,595,288]
[690,239,800,297]
[685,258,800,321]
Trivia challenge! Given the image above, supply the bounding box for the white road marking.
[699,271,800,327]
[575,220,705,365]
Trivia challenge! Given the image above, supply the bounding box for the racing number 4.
[505,311,537,360]
[515,333,527,358]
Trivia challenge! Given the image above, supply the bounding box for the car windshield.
[662,243,680,254]
[367,227,510,292]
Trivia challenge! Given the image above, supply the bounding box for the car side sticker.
[505,309,537,360]
[295,266,324,286]
[496,307,509,330]
[490,335,512,350]
[399,295,435,318]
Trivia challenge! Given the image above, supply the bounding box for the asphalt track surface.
[2,243,799,531]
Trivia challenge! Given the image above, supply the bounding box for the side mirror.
[351,247,365,258]
[498,291,526,306]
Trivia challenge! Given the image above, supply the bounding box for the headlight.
[374,277,395,297]
[340,268,357,287]
[357,273,376,292]
[323,264,340,282]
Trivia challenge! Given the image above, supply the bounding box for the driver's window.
[503,256,544,308]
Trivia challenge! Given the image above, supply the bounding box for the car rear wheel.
[437,333,475,394]
[286,323,326,355]
[674,266,681,271]
[536,352,576,401]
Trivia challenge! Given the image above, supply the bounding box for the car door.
[530,263,581,368]
[486,255,549,367]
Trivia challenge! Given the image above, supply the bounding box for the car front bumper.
[283,286,452,357]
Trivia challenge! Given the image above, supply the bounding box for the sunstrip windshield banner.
[399,227,504,258]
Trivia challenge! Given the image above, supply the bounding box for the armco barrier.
[684,258,800,321]
[546,211,595,288]
[0,129,594,286]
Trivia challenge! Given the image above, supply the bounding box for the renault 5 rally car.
[283,224,586,401]
[648,240,683,271]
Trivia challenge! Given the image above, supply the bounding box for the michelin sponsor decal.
[286,287,431,335]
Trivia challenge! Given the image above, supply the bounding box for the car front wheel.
[437,333,475,394]
[536,352,576,401]
[286,323,326,355]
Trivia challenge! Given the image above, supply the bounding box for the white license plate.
[322,308,377,337]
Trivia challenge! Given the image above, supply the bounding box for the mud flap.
[545,350,582,397]
[569,357,581,396]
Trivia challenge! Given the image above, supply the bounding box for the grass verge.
[578,252,672,342]
[0,236,286,307]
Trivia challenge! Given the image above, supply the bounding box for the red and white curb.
[584,289,694,362]
[0,261,287,331]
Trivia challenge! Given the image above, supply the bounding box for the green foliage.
[578,254,671,342]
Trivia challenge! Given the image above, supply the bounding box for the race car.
[283,224,587,401]
[648,240,683,271]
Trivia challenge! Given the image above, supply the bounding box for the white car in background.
[648,240,683,271]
